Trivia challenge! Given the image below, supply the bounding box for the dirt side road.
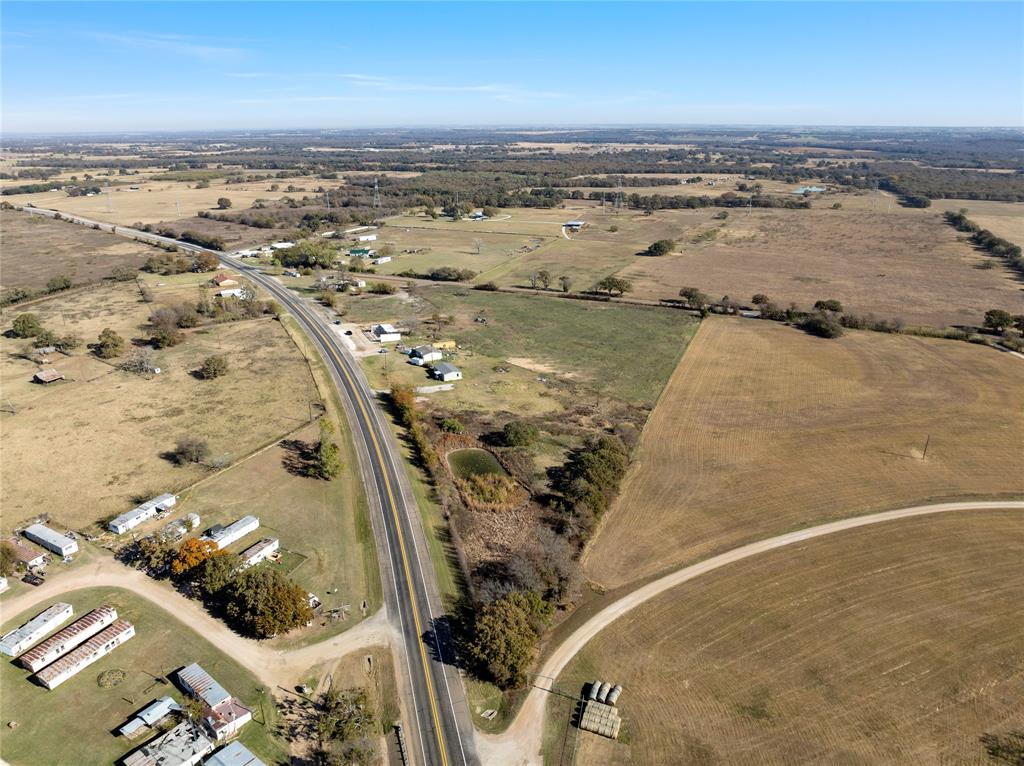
[477,500,1024,766]
[0,555,392,690]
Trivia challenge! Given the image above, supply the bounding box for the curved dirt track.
[477,500,1024,766]
[0,555,392,690]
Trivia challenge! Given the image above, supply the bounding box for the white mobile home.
[410,345,443,363]
[201,515,260,550]
[239,537,280,569]
[0,602,74,657]
[18,605,118,672]
[371,256,392,265]
[356,234,377,242]
[109,493,178,535]
[431,362,463,382]
[23,524,78,557]
[34,619,135,689]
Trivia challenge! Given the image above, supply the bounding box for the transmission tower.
[613,176,625,209]
[372,177,381,208]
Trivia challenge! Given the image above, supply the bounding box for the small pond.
[447,448,508,480]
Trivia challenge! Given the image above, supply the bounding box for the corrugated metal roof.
[433,362,460,375]
[0,603,73,654]
[19,605,117,668]
[206,741,266,766]
[24,523,76,550]
[177,662,231,708]
[35,619,134,684]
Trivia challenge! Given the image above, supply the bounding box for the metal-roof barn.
[177,663,231,708]
[206,741,266,766]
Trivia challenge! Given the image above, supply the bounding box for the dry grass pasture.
[585,318,1024,589]
[1,284,319,533]
[547,509,1024,766]
[386,204,1022,328]
[615,207,1023,327]
[0,208,153,292]
[932,199,1024,243]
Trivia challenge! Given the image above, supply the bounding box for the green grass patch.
[420,287,699,407]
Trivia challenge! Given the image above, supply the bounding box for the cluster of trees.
[943,210,1024,278]
[390,384,438,470]
[198,354,229,379]
[9,313,80,353]
[144,291,277,349]
[550,435,630,541]
[583,190,811,211]
[309,418,343,480]
[274,241,337,269]
[395,266,477,282]
[146,537,313,638]
[142,249,219,275]
[594,276,632,296]
[468,591,551,688]
[135,225,226,252]
[645,239,675,257]
[312,687,377,765]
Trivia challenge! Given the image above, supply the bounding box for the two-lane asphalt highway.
[18,206,478,766]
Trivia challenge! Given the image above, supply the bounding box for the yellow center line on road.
[271,287,451,766]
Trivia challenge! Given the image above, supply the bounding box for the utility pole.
[373,177,381,209]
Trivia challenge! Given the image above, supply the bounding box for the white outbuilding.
[371,324,401,343]
[23,524,78,557]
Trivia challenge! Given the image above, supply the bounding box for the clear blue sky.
[2,1,1022,133]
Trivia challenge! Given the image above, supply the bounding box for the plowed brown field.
[585,318,1024,588]
[549,509,1024,765]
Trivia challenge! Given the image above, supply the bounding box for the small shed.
[33,369,65,384]
[410,345,443,363]
[371,324,401,343]
[431,362,463,382]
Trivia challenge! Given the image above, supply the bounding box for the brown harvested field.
[547,509,1024,766]
[0,208,153,292]
[616,207,1024,327]
[585,318,1024,589]
[15,176,301,226]
[932,199,1024,244]
[0,284,319,534]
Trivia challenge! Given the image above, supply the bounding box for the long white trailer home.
[23,523,78,557]
[201,515,260,550]
[35,619,136,689]
[109,493,178,535]
[0,602,74,657]
[18,605,118,672]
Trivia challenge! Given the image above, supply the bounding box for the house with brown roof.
[211,273,239,287]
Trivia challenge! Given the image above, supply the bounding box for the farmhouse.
[119,696,182,738]
[122,721,215,766]
[177,663,253,740]
[0,602,73,657]
[206,741,267,766]
[239,537,280,568]
[33,369,64,384]
[18,605,118,672]
[211,274,239,287]
[23,523,78,557]
[431,362,463,382]
[201,515,260,550]
[6,538,46,568]
[371,323,401,343]
[109,493,178,535]
[410,345,443,363]
[34,619,136,689]
[217,288,245,298]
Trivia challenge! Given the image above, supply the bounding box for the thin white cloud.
[90,32,247,61]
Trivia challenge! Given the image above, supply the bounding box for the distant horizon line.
[3,122,1023,139]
